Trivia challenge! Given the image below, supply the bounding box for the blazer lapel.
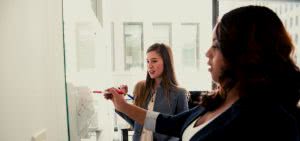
[189,103,241,141]
[181,106,206,135]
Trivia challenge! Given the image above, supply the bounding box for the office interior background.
[1,0,300,141]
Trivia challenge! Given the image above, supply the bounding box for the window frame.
[123,22,144,71]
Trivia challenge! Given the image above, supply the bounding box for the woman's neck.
[223,85,240,107]
[154,78,162,89]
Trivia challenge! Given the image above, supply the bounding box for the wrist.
[117,100,129,113]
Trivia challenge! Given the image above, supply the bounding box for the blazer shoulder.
[173,86,188,93]
[172,87,189,96]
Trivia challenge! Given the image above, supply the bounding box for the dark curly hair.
[201,6,300,112]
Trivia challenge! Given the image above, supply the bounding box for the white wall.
[0,0,68,141]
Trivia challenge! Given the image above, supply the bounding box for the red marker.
[92,89,125,95]
[92,90,103,93]
[93,89,134,100]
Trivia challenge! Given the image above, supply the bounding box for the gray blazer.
[116,85,189,141]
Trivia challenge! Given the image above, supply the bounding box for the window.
[111,22,115,71]
[279,5,282,14]
[290,17,293,28]
[285,19,288,27]
[296,34,298,44]
[296,16,298,26]
[296,34,299,64]
[152,23,172,46]
[274,8,278,14]
[180,23,200,71]
[123,23,144,71]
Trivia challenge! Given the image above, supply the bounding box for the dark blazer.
[117,86,189,141]
[155,97,300,141]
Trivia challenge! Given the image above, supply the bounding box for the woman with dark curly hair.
[106,6,300,141]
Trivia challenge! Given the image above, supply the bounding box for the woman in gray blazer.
[117,43,189,141]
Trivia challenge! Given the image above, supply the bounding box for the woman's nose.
[205,49,210,58]
[147,63,152,68]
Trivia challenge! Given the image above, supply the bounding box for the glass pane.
[124,23,144,71]
[63,0,115,141]
[180,24,199,70]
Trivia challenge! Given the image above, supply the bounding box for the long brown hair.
[201,6,300,111]
[134,43,179,107]
[133,80,146,106]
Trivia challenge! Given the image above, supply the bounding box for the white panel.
[0,0,67,141]
[32,129,47,141]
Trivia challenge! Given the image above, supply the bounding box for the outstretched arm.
[105,87,198,138]
[106,87,147,125]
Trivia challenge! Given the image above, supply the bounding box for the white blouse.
[140,92,156,141]
[181,114,219,141]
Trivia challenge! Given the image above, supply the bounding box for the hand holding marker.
[92,88,134,100]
